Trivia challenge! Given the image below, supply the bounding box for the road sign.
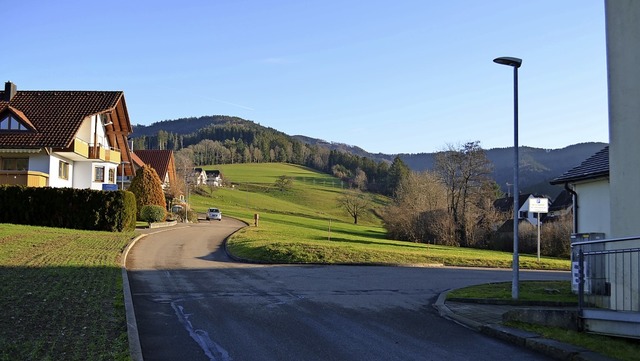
[529,197,548,213]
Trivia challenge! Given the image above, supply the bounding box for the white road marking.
[171,301,232,361]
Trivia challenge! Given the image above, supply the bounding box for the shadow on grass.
[317,236,429,250]
[265,215,388,240]
[0,265,128,361]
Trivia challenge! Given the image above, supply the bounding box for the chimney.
[4,81,17,101]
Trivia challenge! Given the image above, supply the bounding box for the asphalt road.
[126,219,569,361]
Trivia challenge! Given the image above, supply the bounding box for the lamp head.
[493,57,522,68]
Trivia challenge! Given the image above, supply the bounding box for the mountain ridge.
[132,115,607,198]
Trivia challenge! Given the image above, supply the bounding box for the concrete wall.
[606,0,640,238]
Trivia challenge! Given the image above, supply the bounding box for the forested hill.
[131,115,607,198]
[392,143,608,197]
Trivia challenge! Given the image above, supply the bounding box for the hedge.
[0,185,137,232]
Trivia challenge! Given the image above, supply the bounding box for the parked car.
[206,207,222,221]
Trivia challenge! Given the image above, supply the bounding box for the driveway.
[126,219,568,361]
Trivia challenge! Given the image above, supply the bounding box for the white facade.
[607,0,640,239]
[574,179,611,237]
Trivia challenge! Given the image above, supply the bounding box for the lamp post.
[120,161,130,190]
[493,56,522,299]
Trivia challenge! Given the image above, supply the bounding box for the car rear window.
[209,208,219,212]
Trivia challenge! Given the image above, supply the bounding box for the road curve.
[126,218,566,361]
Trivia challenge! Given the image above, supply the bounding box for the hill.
[132,115,607,198]
[187,163,569,270]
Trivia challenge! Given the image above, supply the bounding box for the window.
[0,114,28,131]
[59,161,69,180]
[108,168,115,183]
[1,157,28,170]
[95,166,105,182]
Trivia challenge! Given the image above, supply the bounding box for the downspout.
[564,182,578,233]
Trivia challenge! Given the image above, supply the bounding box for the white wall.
[606,0,640,238]
[576,179,610,237]
[47,154,74,188]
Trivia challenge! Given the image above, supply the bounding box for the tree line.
[132,118,409,196]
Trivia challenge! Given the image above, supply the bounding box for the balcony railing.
[89,144,121,164]
[0,170,49,187]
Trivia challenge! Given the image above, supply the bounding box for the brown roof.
[0,89,126,149]
[134,150,174,182]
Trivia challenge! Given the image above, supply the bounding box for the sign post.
[528,198,549,261]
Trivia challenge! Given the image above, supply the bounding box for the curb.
[433,290,617,361]
[122,233,147,361]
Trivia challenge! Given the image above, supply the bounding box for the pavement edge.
[433,290,617,361]
[122,233,147,361]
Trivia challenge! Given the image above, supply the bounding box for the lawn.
[0,224,133,361]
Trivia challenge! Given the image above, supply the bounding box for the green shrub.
[140,205,166,224]
[0,185,137,232]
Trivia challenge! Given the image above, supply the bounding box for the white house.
[0,82,134,190]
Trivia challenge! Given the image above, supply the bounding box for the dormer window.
[0,113,29,131]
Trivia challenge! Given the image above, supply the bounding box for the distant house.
[545,189,573,221]
[493,193,548,226]
[0,81,134,190]
[192,168,207,185]
[205,170,222,186]
[133,150,178,190]
[191,168,222,186]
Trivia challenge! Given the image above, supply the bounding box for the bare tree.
[338,190,371,224]
[434,141,493,246]
[383,171,451,243]
[352,168,368,190]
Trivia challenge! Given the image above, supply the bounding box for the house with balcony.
[0,82,133,190]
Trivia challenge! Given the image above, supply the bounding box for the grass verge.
[0,223,133,361]
[448,281,640,360]
[447,281,576,303]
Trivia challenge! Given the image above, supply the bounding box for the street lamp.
[493,56,522,299]
[120,161,130,190]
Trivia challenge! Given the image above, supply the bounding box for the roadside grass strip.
[0,224,133,361]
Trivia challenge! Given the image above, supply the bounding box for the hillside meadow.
[189,163,570,270]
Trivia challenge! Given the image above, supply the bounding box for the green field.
[0,224,132,361]
[190,163,570,270]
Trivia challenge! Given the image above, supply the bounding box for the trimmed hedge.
[0,186,137,232]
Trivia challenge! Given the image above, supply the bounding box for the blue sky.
[5,1,607,154]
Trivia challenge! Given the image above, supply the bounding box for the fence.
[573,236,640,312]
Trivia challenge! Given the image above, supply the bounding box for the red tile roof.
[134,150,174,182]
[0,90,124,148]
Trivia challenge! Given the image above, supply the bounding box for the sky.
[5,1,608,154]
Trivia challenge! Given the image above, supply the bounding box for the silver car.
[206,207,222,221]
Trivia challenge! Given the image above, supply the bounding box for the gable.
[0,107,35,132]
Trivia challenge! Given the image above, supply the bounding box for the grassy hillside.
[188,163,569,270]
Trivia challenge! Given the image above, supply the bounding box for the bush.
[140,205,166,224]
